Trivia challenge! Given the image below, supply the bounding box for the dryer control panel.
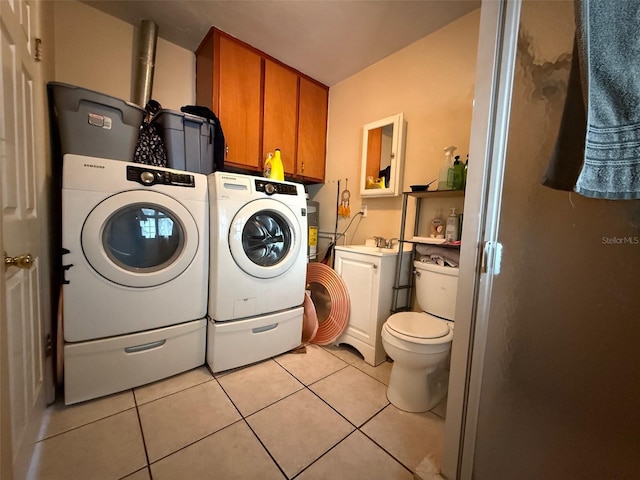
[254,179,299,196]
[127,165,195,188]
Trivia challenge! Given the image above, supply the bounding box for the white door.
[1,0,52,478]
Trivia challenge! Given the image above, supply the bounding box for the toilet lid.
[386,312,450,339]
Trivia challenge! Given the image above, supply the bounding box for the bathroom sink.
[334,244,409,256]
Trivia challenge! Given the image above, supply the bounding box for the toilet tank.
[413,261,459,320]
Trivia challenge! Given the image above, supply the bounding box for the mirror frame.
[360,113,406,197]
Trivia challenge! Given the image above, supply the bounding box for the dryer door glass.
[242,211,292,267]
[82,190,199,288]
[103,204,184,271]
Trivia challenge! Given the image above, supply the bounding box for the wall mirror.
[360,113,406,197]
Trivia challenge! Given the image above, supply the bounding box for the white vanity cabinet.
[333,245,410,366]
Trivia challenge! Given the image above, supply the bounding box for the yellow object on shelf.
[365,176,385,189]
[264,149,284,181]
[271,149,285,181]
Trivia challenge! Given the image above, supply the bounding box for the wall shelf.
[391,189,465,313]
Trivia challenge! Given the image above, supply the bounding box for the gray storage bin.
[152,109,215,174]
[48,82,144,162]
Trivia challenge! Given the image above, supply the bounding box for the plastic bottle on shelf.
[463,154,469,190]
[437,145,457,191]
[431,209,445,239]
[445,208,459,242]
[449,155,464,190]
[270,148,285,181]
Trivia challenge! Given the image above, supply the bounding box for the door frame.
[1,173,12,480]
[441,1,522,478]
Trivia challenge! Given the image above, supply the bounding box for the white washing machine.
[208,171,307,321]
[207,172,307,372]
[62,154,208,404]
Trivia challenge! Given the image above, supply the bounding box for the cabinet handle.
[124,339,166,353]
[225,145,229,158]
[301,162,305,172]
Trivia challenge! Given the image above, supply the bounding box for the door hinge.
[34,38,43,62]
[482,241,503,275]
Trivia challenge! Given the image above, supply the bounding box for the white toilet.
[381,261,459,412]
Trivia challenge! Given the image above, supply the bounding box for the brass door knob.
[4,252,34,271]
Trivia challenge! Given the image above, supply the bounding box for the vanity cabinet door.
[263,59,298,175]
[335,253,380,348]
[196,30,262,171]
[297,77,328,182]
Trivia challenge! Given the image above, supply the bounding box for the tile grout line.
[300,380,415,475]
[37,399,138,443]
[312,347,425,476]
[240,418,289,479]
[131,388,154,479]
[288,428,354,480]
[206,375,289,478]
[321,345,394,388]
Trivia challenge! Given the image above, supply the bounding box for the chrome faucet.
[385,238,398,249]
[373,236,386,248]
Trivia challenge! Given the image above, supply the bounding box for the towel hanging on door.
[543,0,640,199]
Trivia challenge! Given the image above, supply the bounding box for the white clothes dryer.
[208,172,308,321]
[62,154,209,342]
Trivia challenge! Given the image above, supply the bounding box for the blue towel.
[574,0,640,199]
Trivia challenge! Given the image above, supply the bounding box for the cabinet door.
[335,254,379,346]
[263,60,298,175]
[217,35,263,170]
[297,77,328,182]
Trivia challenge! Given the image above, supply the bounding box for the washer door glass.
[229,198,302,279]
[242,212,291,266]
[82,190,199,287]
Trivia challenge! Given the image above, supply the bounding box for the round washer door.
[82,190,199,287]
[229,198,302,279]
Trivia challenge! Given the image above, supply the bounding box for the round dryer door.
[82,190,199,287]
[229,198,302,279]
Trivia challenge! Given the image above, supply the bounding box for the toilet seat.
[385,312,452,344]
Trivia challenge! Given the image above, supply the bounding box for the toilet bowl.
[381,261,458,412]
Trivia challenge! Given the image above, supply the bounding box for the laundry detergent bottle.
[437,145,457,191]
[270,149,285,181]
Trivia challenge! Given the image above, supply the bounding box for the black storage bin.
[152,109,216,174]
[48,82,144,162]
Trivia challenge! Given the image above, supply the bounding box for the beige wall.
[310,9,480,254]
[52,0,194,110]
[50,0,479,256]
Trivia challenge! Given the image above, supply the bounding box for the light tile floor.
[29,344,446,480]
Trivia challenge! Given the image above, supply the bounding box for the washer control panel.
[127,165,195,188]
[254,179,299,196]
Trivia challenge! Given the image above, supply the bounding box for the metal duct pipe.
[132,19,158,108]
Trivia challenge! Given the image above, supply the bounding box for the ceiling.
[81,0,480,87]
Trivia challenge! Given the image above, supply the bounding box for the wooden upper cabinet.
[263,59,298,175]
[297,78,328,182]
[196,27,328,182]
[196,29,263,171]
